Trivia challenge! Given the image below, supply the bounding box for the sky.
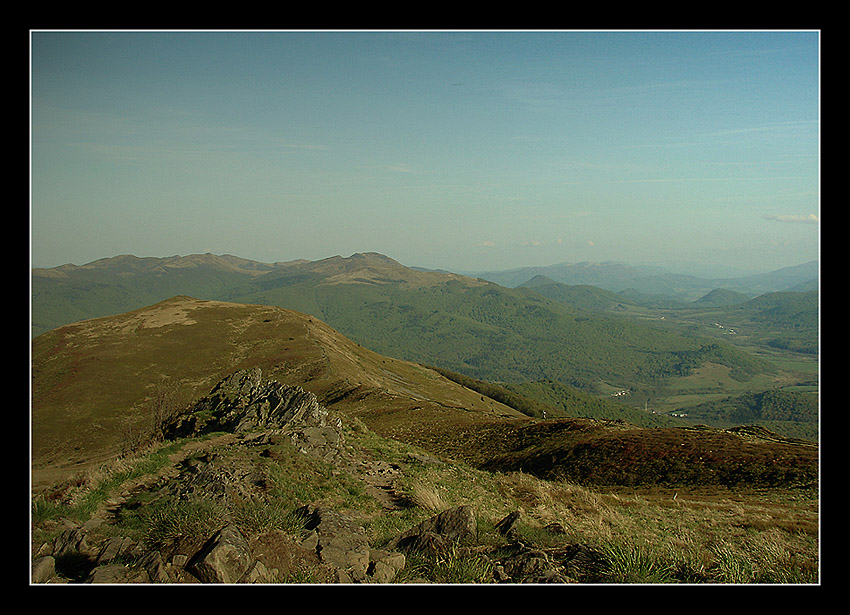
[30,30,820,276]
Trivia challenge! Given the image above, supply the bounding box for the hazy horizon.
[31,30,820,275]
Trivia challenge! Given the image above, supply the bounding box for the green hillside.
[224,263,775,396]
[677,389,819,442]
[693,288,752,307]
[31,254,272,337]
[653,290,819,357]
[421,365,683,429]
[32,252,795,404]
[736,291,819,354]
[519,276,639,311]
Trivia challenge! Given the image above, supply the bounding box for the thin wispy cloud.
[763,213,819,224]
[703,120,818,139]
[379,164,418,174]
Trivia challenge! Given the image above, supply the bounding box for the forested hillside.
[679,389,818,441]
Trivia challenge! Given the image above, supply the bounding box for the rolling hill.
[30,295,530,491]
[514,274,818,356]
[32,296,817,493]
[30,253,281,338]
[32,252,784,403]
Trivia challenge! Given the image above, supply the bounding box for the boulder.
[389,505,477,554]
[95,536,135,565]
[52,527,89,558]
[138,550,170,583]
[241,560,278,584]
[367,550,406,584]
[187,525,255,584]
[85,564,138,584]
[31,556,56,583]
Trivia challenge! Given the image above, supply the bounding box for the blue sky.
[30,30,820,275]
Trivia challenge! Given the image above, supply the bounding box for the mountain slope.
[31,252,789,400]
[31,253,278,337]
[32,296,818,497]
[693,288,752,307]
[519,275,640,312]
[31,295,527,491]
[220,254,775,394]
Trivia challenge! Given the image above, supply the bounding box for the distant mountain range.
[32,252,815,403]
[468,260,819,300]
[32,252,818,335]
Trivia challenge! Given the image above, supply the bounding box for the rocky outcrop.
[32,500,614,584]
[32,519,182,584]
[31,369,616,585]
[165,368,346,462]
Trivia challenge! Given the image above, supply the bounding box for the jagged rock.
[294,505,407,583]
[52,527,89,558]
[187,525,255,584]
[241,560,278,584]
[389,505,477,554]
[95,536,135,565]
[85,564,138,584]
[165,368,346,462]
[495,510,522,537]
[138,550,170,583]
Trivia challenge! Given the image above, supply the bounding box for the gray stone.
[139,550,170,583]
[188,525,255,584]
[367,549,406,583]
[31,556,55,583]
[52,527,88,557]
[96,536,134,565]
[171,554,188,568]
[241,560,278,584]
[297,505,371,582]
[85,564,149,584]
[390,505,477,553]
[164,369,346,463]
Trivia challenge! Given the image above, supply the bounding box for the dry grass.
[407,482,449,512]
[494,472,624,542]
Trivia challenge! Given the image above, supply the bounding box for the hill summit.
[30,295,525,490]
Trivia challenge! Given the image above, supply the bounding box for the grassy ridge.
[467,420,818,489]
